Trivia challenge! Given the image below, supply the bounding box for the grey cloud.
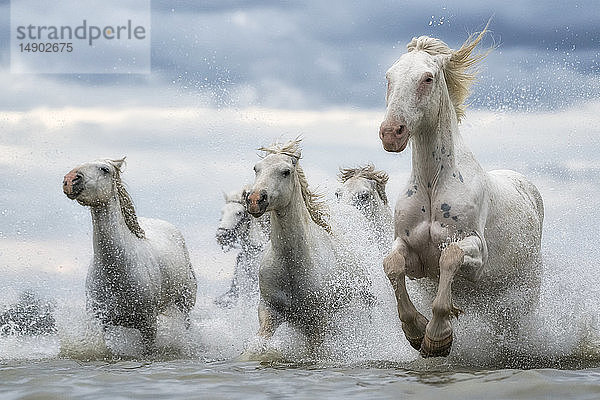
[0,1,598,110]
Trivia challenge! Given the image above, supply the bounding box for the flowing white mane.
[407,24,491,121]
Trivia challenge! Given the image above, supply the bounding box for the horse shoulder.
[394,183,430,231]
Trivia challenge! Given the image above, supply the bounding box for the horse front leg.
[384,239,429,351]
[257,300,281,339]
[421,235,484,358]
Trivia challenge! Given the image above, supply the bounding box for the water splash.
[2,183,600,370]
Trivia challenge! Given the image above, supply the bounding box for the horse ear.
[291,156,298,167]
[110,157,127,172]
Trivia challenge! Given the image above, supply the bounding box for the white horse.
[336,165,394,255]
[63,157,197,352]
[379,27,544,357]
[214,187,270,307]
[245,140,370,347]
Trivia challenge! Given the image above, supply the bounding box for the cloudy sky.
[1,1,599,302]
[0,0,598,110]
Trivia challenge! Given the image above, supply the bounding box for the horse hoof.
[420,334,452,358]
[401,315,428,351]
[405,334,424,351]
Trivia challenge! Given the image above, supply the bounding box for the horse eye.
[99,166,110,174]
[282,169,291,177]
[424,75,433,84]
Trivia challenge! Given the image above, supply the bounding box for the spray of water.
[2,180,600,370]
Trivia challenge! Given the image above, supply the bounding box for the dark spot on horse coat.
[427,182,431,188]
[421,206,426,212]
[405,229,410,237]
[406,189,414,197]
[441,203,451,218]
[452,216,459,221]
[441,147,446,154]
[440,165,444,170]
[458,172,464,183]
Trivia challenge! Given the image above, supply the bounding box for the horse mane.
[111,158,146,239]
[339,164,390,205]
[258,139,331,234]
[407,23,491,122]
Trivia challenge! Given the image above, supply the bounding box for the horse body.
[259,208,332,332]
[214,188,269,306]
[246,141,367,345]
[63,158,197,351]
[379,28,543,357]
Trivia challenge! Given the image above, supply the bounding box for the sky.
[0,1,599,298]
[0,0,598,110]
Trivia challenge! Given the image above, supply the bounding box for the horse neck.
[410,91,470,185]
[90,195,138,263]
[268,182,312,258]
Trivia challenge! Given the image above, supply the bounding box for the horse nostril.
[394,126,405,136]
[259,192,267,203]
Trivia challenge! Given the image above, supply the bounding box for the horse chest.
[260,253,324,315]
[396,190,476,278]
[87,256,159,315]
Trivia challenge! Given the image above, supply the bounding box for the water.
[2,105,600,398]
[3,359,600,400]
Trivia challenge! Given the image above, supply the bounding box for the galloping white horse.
[379,28,544,357]
[245,140,369,347]
[336,165,394,255]
[214,187,270,307]
[63,158,197,352]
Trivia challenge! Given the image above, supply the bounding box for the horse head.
[246,139,331,233]
[336,165,389,219]
[63,158,126,206]
[380,27,489,152]
[246,152,298,218]
[63,157,145,238]
[216,189,251,249]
